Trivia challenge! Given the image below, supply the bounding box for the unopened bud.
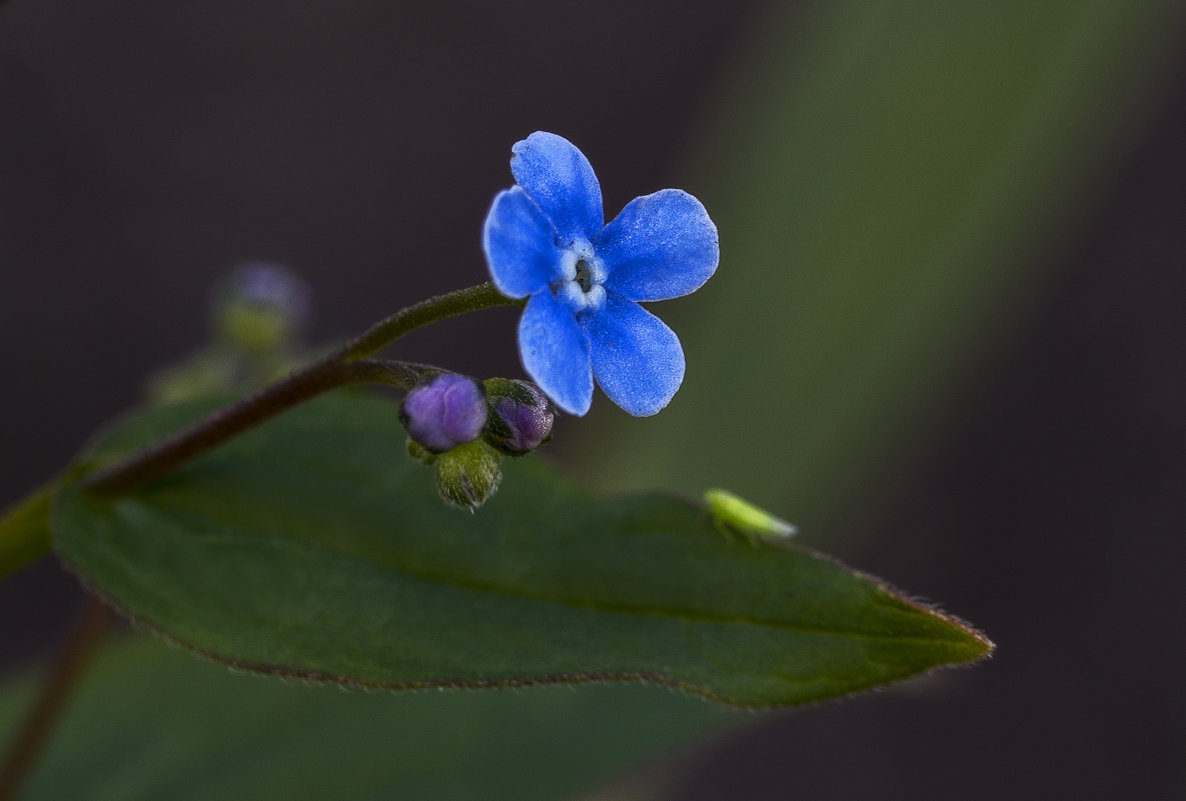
[435,441,502,511]
[482,378,555,456]
[399,373,488,454]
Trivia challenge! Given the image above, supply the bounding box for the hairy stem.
[85,282,520,497]
[339,282,518,361]
[0,598,113,801]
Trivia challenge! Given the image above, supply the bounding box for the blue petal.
[482,187,560,299]
[518,291,594,416]
[584,294,685,417]
[511,132,604,245]
[597,189,719,302]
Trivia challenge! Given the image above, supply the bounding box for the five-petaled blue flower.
[482,132,719,417]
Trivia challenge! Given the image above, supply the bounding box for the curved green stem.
[85,283,520,497]
[340,282,519,361]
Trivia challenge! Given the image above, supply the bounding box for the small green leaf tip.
[435,441,503,511]
[704,488,796,544]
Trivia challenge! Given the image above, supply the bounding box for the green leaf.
[0,634,725,800]
[55,393,990,707]
[0,482,56,579]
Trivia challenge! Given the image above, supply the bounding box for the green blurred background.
[1,1,1183,798]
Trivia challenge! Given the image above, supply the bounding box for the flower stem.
[0,597,113,801]
[339,281,518,361]
[85,282,520,497]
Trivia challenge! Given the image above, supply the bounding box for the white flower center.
[555,241,606,312]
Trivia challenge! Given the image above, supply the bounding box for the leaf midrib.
[125,498,969,648]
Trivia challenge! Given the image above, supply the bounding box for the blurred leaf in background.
[574,0,1184,539]
[0,635,726,801]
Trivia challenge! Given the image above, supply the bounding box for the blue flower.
[482,132,719,417]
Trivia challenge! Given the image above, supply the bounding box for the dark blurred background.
[1,1,1184,799]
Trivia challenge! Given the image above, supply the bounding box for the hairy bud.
[482,378,555,456]
[434,441,503,511]
[399,373,488,454]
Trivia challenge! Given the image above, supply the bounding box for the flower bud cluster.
[398,372,555,511]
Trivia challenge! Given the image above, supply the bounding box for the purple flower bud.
[482,379,555,456]
[399,373,488,454]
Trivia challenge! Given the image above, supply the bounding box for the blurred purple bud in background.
[214,262,313,352]
[227,262,312,323]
